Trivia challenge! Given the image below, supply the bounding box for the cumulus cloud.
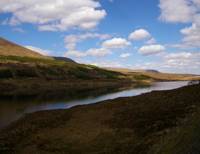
[0,0,106,31]
[146,38,157,45]
[64,48,111,58]
[65,33,111,50]
[64,33,112,58]
[138,44,165,55]
[102,38,131,49]
[91,61,123,68]
[64,50,86,58]
[159,0,197,23]
[159,0,200,48]
[180,23,200,48]
[129,29,151,41]
[120,53,131,58]
[25,46,51,55]
[163,52,200,72]
[86,48,111,57]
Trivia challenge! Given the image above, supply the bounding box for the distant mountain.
[145,69,160,73]
[53,57,76,63]
[0,37,47,58]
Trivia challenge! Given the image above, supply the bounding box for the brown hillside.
[0,37,47,58]
[104,67,200,81]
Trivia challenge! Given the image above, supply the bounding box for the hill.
[53,56,76,63]
[105,67,200,81]
[0,37,49,59]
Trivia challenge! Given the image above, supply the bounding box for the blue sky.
[0,0,200,74]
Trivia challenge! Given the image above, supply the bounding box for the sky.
[0,0,200,74]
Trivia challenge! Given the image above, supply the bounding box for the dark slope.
[53,56,76,63]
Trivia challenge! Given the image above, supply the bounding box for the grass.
[0,84,200,154]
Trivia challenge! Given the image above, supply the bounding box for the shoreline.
[1,83,200,153]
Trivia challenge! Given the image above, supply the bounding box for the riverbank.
[1,83,200,154]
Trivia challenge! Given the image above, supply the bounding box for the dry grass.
[0,37,50,59]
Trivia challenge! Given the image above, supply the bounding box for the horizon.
[0,0,200,74]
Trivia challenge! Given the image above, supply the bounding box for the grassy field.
[0,83,200,154]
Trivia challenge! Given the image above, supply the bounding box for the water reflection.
[0,81,188,129]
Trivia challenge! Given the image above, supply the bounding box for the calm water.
[0,81,188,129]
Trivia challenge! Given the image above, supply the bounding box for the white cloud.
[86,48,111,57]
[0,0,106,31]
[159,0,196,23]
[180,23,200,48]
[25,46,51,56]
[138,44,165,55]
[102,37,131,49]
[120,53,131,58]
[65,33,111,50]
[91,61,123,68]
[64,48,111,58]
[159,0,200,48]
[146,38,156,45]
[163,52,200,71]
[64,50,86,58]
[129,29,151,41]
[165,52,193,60]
